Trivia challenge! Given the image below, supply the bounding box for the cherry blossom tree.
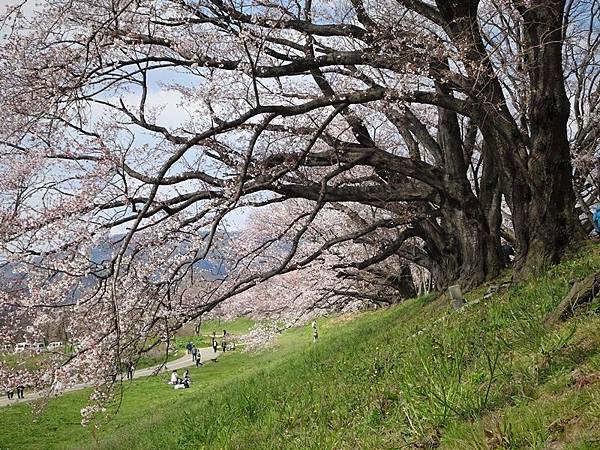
[0,0,598,420]
[208,200,417,324]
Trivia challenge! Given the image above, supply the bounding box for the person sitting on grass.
[169,370,180,385]
[173,371,190,390]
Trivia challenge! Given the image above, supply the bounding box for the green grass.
[1,243,600,449]
[0,317,255,376]
[174,316,255,350]
[196,316,255,336]
[0,352,50,371]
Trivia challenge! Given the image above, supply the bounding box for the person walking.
[191,346,198,362]
[195,350,202,367]
[212,337,218,353]
[222,330,228,352]
[5,375,15,400]
[16,383,24,399]
[186,341,193,355]
[221,332,228,352]
[126,361,135,380]
[312,321,318,343]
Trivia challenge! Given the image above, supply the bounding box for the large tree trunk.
[437,0,580,278]
[511,0,580,274]
[430,86,503,289]
[447,206,502,287]
[479,142,503,257]
[417,196,502,290]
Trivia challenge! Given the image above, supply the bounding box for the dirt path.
[0,346,220,408]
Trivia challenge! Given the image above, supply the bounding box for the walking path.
[0,346,220,408]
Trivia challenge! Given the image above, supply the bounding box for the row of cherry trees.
[0,0,598,419]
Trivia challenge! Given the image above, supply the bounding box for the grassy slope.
[1,243,600,449]
[0,317,255,376]
[173,316,255,351]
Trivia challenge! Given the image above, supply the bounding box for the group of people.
[173,331,239,389]
[169,369,191,389]
[185,342,204,368]
[210,330,235,353]
[4,371,26,401]
[5,383,25,400]
[187,330,236,358]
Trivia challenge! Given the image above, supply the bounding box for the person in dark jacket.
[126,361,135,380]
[501,243,515,268]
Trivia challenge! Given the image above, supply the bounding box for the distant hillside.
[0,233,230,300]
[89,233,229,274]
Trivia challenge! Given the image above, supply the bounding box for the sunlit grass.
[1,242,599,449]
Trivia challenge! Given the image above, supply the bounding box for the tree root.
[545,271,600,325]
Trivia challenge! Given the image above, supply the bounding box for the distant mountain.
[0,233,231,299]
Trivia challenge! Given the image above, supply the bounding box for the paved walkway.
[0,346,220,408]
